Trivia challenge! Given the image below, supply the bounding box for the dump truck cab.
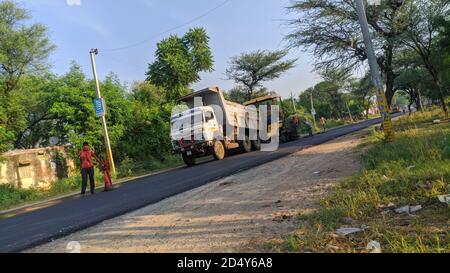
[170,106,220,153]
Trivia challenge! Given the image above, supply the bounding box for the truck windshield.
[171,113,204,128]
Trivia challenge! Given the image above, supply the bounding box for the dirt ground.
[27,130,368,253]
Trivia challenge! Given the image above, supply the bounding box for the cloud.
[66,0,81,6]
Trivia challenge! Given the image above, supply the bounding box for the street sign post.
[90,49,116,176]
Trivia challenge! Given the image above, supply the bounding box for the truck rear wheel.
[251,138,261,151]
[182,153,196,166]
[213,141,226,160]
[240,136,252,153]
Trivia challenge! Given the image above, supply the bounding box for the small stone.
[438,195,450,204]
[336,227,363,236]
[410,205,422,213]
[366,241,382,253]
[395,205,422,214]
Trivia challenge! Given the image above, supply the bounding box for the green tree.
[394,49,431,114]
[13,73,59,148]
[45,63,129,161]
[146,27,214,101]
[0,1,55,153]
[226,50,296,101]
[400,0,449,117]
[117,82,173,163]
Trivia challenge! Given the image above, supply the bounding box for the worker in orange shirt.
[79,142,98,195]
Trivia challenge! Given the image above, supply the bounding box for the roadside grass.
[0,155,183,211]
[116,155,183,178]
[325,119,347,129]
[0,171,104,211]
[265,109,449,253]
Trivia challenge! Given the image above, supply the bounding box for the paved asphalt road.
[0,116,397,252]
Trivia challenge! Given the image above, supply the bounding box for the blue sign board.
[94,98,106,117]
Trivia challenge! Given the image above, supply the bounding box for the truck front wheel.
[213,141,226,160]
[182,153,196,166]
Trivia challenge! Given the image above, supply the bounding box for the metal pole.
[355,0,394,141]
[89,49,116,176]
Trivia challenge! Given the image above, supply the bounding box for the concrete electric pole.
[355,0,394,141]
[89,48,116,176]
[346,101,354,123]
[290,92,297,113]
[310,90,317,129]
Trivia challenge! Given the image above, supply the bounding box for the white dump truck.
[170,86,261,166]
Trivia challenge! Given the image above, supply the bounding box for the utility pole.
[346,101,354,122]
[89,48,116,176]
[355,0,394,141]
[310,90,317,129]
[290,92,297,113]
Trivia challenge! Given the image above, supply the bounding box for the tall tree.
[400,0,449,117]
[117,82,173,163]
[226,50,296,101]
[0,0,55,152]
[145,27,214,101]
[286,0,406,106]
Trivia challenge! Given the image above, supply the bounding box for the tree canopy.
[0,0,55,155]
[286,0,406,105]
[226,50,296,101]
[145,27,214,101]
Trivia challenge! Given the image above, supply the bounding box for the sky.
[19,0,322,98]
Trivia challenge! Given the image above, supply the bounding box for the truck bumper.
[173,140,214,155]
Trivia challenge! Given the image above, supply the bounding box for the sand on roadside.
[27,130,369,253]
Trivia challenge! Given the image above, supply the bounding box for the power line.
[102,0,231,53]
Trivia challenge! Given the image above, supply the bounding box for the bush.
[443,146,450,159]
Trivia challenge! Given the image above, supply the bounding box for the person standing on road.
[79,142,98,195]
[320,117,327,133]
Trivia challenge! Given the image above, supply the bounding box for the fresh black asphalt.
[0,116,396,253]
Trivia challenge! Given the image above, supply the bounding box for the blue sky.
[20,0,321,98]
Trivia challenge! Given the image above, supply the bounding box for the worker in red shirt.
[79,142,98,195]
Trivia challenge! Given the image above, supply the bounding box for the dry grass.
[267,109,450,253]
